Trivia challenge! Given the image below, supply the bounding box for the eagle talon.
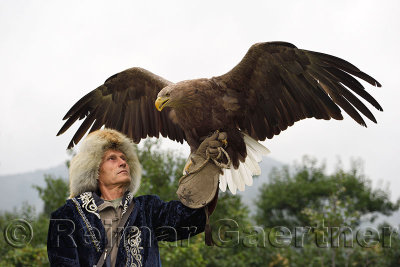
[221,139,228,147]
[183,159,193,175]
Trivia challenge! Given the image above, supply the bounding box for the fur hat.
[69,128,142,198]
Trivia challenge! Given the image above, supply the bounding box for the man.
[47,129,222,266]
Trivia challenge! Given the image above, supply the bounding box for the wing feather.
[323,66,383,111]
[310,70,367,126]
[134,100,142,142]
[308,51,381,87]
[314,67,378,123]
[67,107,98,148]
[146,97,157,137]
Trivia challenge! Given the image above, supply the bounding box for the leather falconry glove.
[176,131,227,246]
[177,131,226,211]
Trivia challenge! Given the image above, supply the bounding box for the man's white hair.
[68,129,141,198]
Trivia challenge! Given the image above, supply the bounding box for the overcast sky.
[1,1,399,200]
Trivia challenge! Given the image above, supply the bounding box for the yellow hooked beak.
[155,96,170,111]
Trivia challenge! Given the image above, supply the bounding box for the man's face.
[98,149,131,188]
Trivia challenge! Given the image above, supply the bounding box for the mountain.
[0,164,69,213]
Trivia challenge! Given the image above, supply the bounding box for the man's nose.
[119,158,127,167]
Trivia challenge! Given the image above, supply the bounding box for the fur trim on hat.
[69,129,142,198]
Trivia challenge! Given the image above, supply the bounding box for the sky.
[1,1,399,200]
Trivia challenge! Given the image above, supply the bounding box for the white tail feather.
[246,151,261,175]
[239,163,253,186]
[247,145,262,162]
[218,133,270,194]
[219,172,227,192]
[232,166,245,191]
[244,156,258,175]
[243,134,271,155]
[225,169,237,194]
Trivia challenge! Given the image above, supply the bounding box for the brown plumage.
[58,41,382,170]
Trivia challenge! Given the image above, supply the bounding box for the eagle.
[57,41,382,194]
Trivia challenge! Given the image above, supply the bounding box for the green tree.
[0,162,70,266]
[33,175,69,217]
[0,246,48,267]
[136,139,186,200]
[0,204,49,266]
[255,156,398,228]
[254,156,400,266]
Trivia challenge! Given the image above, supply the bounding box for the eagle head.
[155,85,176,111]
[155,80,204,111]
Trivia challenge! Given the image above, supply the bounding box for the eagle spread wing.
[58,42,382,194]
[57,67,186,148]
[214,42,382,141]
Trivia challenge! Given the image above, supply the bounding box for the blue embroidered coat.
[47,192,206,267]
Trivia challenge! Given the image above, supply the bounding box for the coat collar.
[92,190,133,206]
[75,191,134,219]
